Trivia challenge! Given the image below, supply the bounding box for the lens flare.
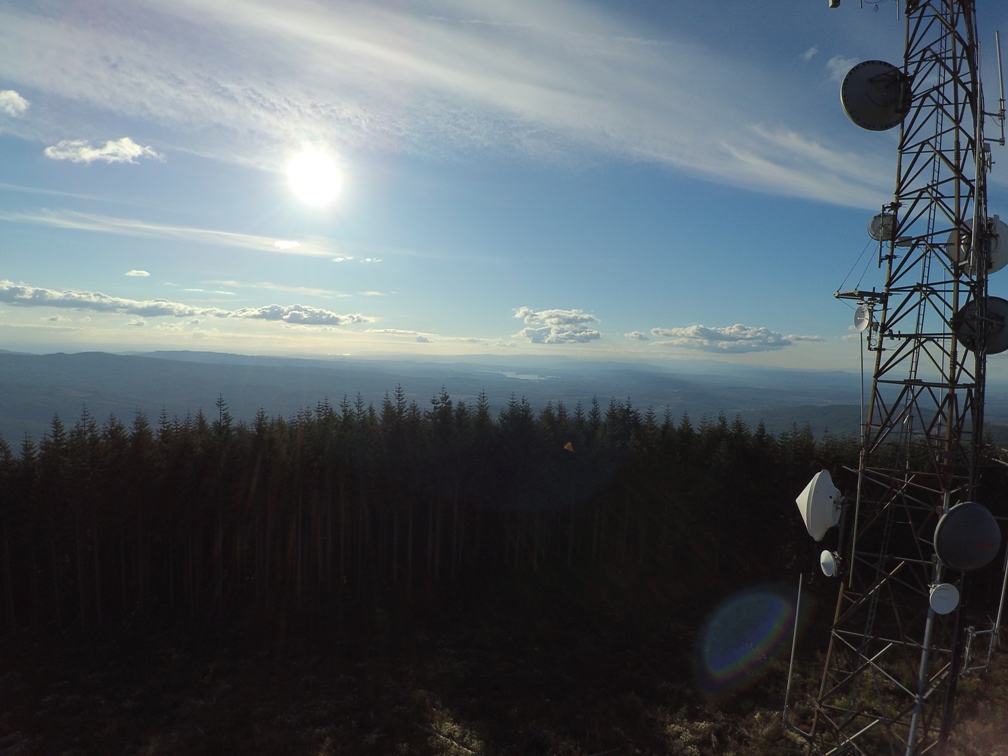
[694,584,806,698]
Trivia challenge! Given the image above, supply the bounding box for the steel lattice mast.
[799,1,1004,754]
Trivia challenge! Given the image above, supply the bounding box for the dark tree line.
[0,385,894,636]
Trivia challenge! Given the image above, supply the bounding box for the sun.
[287,148,341,206]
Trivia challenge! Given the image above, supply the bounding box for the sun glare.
[287,148,341,206]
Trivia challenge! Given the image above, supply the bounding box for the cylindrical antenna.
[997,31,1006,146]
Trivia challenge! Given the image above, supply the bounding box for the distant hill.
[0,349,893,444]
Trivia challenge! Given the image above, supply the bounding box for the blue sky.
[1,0,1007,370]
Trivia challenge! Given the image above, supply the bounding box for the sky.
[2,0,1008,371]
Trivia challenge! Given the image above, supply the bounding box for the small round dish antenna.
[868,213,895,242]
[953,297,1008,355]
[820,550,838,577]
[944,218,975,268]
[933,501,1002,572]
[853,305,872,332]
[841,60,909,131]
[929,583,960,615]
[795,470,842,542]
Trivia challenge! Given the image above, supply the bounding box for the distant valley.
[2,349,1006,444]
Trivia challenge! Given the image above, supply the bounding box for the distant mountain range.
[2,349,1007,445]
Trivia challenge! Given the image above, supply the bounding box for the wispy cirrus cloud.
[43,137,162,164]
[0,209,333,257]
[0,89,29,116]
[206,280,341,298]
[0,0,889,207]
[651,323,807,353]
[0,280,372,327]
[514,306,601,344]
[365,328,432,337]
[786,333,825,343]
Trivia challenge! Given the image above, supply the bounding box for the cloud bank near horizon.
[650,323,821,353]
[0,280,371,327]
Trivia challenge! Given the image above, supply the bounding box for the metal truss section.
[810,2,997,754]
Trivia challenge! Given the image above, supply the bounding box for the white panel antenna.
[795,470,842,541]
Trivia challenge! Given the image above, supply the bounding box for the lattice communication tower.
[785,1,1008,754]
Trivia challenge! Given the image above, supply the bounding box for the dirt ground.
[1,579,1005,755]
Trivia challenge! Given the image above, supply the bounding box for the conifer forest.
[1,387,1007,754]
[0,387,852,633]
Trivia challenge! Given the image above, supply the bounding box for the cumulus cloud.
[0,280,215,318]
[802,46,818,61]
[44,315,70,322]
[0,279,371,327]
[514,306,601,344]
[624,330,649,341]
[274,240,300,250]
[0,89,28,116]
[332,256,354,262]
[230,303,369,326]
[650,323,792,353]
[43,137,163,164]
[827,55,858,83]
[125,269,150,277]
[126,318,146,327]
[416,335,431,343]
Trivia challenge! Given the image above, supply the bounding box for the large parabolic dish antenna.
[841,60,910,131]
[946,216,1008,274]
[933,502,1002,572]
[953,296,1008,355]
[991,216,1008,273]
